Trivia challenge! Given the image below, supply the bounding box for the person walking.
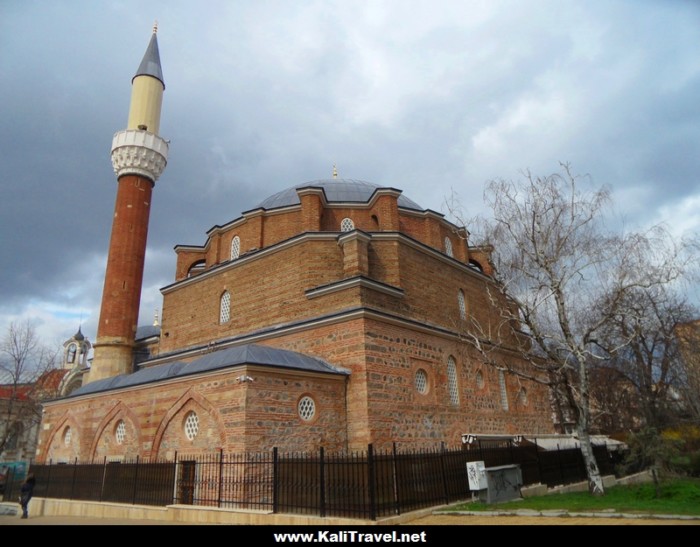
[19,473,35,519]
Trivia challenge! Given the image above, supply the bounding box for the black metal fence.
[7,441,620,519]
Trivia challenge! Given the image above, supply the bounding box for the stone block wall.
[39,365,348,462]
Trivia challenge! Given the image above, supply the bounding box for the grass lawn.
[442,478,700,516]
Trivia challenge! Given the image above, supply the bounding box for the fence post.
[392,442,400,515]
[508,438,515,462]
[367,444,377,520]
[534,438,543,485]
[132,455,140,505]
[272,447,279,514]
[173,451,178,505]
[217,448,224,508]
[440,442,449,505]
[99,456,106,502]
[70,457,78,500]
[556,444,564,484]
[319,447,326,518]
[47,460,53,499]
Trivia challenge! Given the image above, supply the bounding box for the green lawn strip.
[441,479,700,516]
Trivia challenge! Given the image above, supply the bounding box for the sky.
[1,0,699,349]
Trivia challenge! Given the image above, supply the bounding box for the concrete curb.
[437,509,700,521]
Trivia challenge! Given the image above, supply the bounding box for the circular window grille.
[447,357,459,405]
[115,420,126,445]
[415,369,428,394]
[475,370,485,389]
[63,426,72,446]
[340,218,355,232]
[458,289,467,320]
[298,396,316,421]
[231,235,241,260]
[184,411,199,441]
[444,237,453,257]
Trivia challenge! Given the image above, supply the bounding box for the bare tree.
[673,319,700,423]
[448,163,689,495]
[596,286,699,431]
[0,321,59,457]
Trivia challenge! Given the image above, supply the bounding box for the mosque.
[37,29,553,463]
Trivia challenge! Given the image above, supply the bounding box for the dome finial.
[332,163,338,179]
[153,20,158,34]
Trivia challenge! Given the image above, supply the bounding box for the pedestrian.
[19,473,35,519]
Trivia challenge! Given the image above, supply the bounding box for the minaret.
[89,25,168,383]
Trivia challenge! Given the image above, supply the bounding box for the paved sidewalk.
[1,514,185,525]
[1,505,698,526]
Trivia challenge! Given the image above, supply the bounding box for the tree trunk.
[577,427,605,495]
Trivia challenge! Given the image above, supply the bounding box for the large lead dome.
[257,179,424,211]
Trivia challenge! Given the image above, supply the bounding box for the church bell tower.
[89,25,168,383]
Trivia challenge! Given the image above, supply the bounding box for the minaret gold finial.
[153,20,158,34]
[332,163,338,179]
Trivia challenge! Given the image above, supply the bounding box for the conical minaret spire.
[89,27,169,383]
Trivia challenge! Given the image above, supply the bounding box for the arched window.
[340,218,355,232]
[468,259,484,273]
[219,291,231,324]
[230,236,241,260]
[115,420,127,445]
[518,387,528,406]
[498,370,509,411]
[447,356,459,406]
[67,343,77,364]
[415,369,428,394]
[458,289,467,320]
[475,369,485,390]
[187,259,206,278]
[444,237,453,257]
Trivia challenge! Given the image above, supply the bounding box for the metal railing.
[12,441,619,519]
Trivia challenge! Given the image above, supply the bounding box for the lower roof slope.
[71,344,349,397]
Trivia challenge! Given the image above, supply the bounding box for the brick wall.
[43,181,555,461]
[174,197,471,281]
[39,365,348,461]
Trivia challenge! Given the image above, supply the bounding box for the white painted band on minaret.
[111,129,169,182]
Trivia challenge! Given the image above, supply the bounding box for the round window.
[298,396,316,421]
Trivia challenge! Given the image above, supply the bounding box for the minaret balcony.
[111,129,169,183]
